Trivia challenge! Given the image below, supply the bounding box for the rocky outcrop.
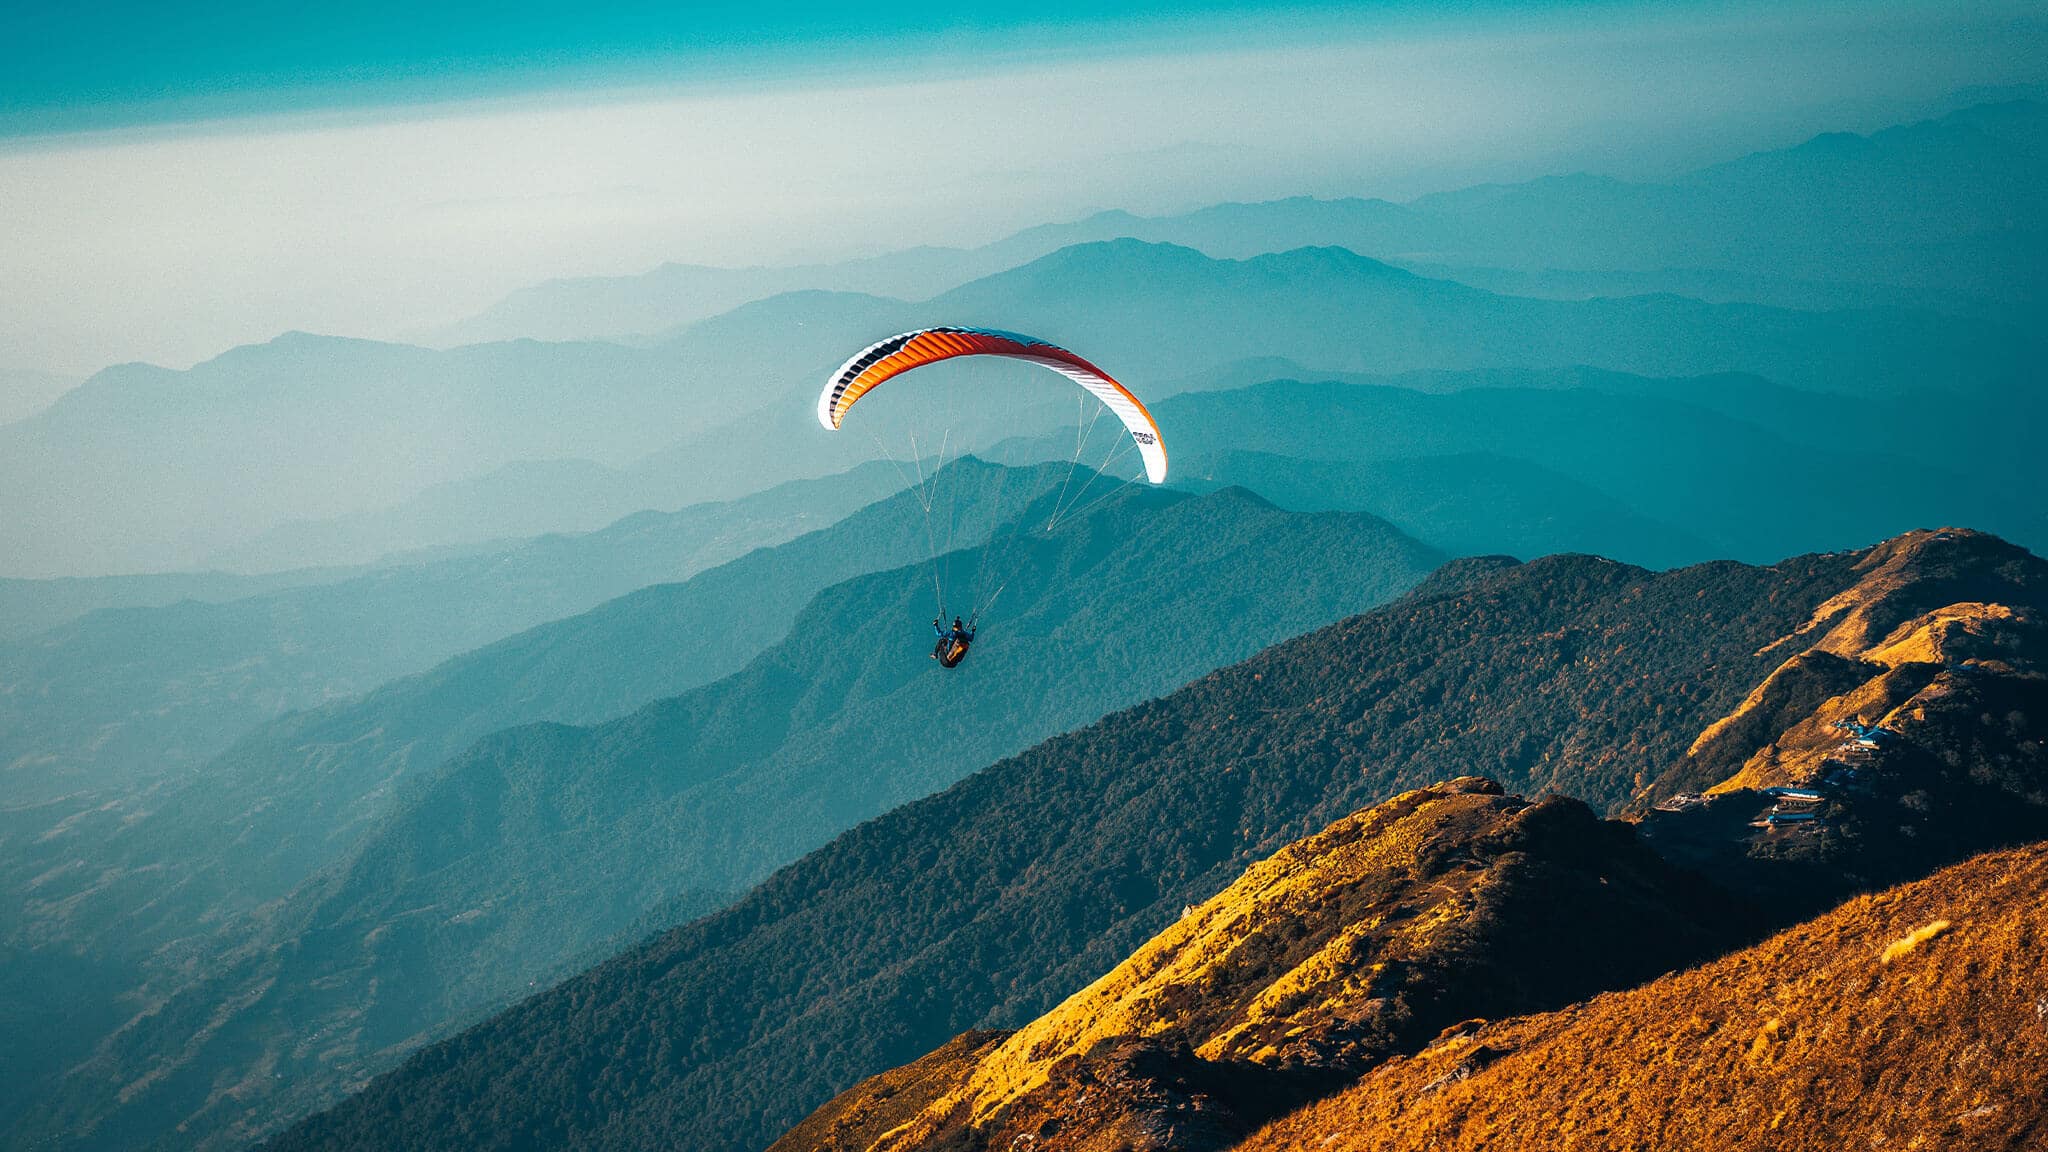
[1639,528,2048,917]
[1652,528,2042,799]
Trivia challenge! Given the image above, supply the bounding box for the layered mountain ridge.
[16,218,2036,577]
[256,530,2042,1152]
[16,473,1440,1152]
[0,463,903,803]
[9,96,2045,1152]
[773,527,2045,1152]
[434,100,2047,348]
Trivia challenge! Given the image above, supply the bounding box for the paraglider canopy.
[817,326,1167,484]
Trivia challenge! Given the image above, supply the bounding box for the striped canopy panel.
[816,327,1166,483]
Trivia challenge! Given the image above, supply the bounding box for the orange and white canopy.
[817,327,1166,483]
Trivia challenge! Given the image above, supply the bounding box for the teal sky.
[6,0,1617,135]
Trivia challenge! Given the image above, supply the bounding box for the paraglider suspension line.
[1045,394,1108,531]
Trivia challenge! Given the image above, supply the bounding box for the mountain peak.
[262,329,407,353]
[1401,554,1523,601]
[1682,527,2044,788]
[1041,236,1210,265]
[197,330,430,375]
[1242,244,1413,278]
[964,239,1422,300]
[1200,483,1279,510]
[1631,529,2046,921]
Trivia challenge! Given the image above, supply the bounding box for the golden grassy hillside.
[766,1032,1005,1152]
[1235,840,2048,1152]
[784,778,1737,1152]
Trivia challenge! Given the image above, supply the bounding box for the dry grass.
[794,777,1734,1152]
[938,780,1522,1127]
[765,1032,1006,1152]
[1880,919,1952,964]
[852,781,1540,1151]
[1234,842,2048,1152]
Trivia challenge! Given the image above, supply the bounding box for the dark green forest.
[260,546,1875,1152]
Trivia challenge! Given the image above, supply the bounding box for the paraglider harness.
[932,616,976,668]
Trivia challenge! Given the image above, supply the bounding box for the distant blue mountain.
[434,101,2046,345]
[12,476,1440,1152]
[634,239,2035,533]
[1152,378,2039,562]
[1178,450,1713,570]
[14,107,2039,577]
[0,464,900,803]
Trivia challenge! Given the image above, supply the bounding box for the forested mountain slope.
[264,534,1914,1152]
[776,528,2046,1152]
[774,778,1746,1152]
[0,464,900,803]
[25,483,1438,1152]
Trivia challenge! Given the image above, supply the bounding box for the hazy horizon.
[4,0,2044,379]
